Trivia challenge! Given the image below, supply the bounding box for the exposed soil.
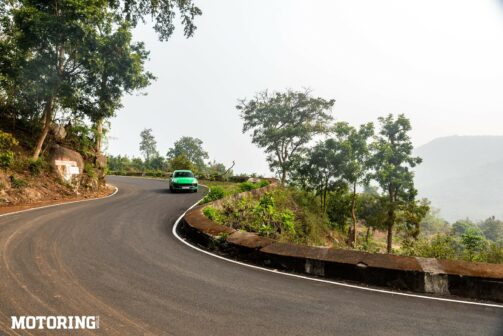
[0,168,115,215]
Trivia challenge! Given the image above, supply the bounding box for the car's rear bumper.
[170,184,198,191]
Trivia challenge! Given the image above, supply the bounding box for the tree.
[369,114,423,253]
[292,140,342,211]
[420,207,450,236]
[108,0,202,41]
[139,128,159,164]
[3,1,110,160]
[168,154,194,171]
[479,216,503,243]
[333,122,374,247]
[82,21,154,155]
[461,228,487,261]
[1,0,200,160]
[451,218,478,236]
[238,89,335,183]
[166,136,208,172]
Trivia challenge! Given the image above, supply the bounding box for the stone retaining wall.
[180,182,503,303]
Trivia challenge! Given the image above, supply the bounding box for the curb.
[178,183,503,304]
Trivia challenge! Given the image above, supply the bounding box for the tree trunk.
[386,208,395,253]
[365,226,371,244]
[95,118,103,154]
[280,169,287,184]
[350,181,357,248]
[32,97,54,160]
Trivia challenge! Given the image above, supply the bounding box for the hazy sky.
[107,0,503,176]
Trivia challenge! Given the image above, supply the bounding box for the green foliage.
[167,137,208,173]
[238,180,269,192]
[28,159,45,176]
[326,183,352,230]
[369,114,423,253]
[84,163,96,179]
[238,89,335,182]
[139,128,159,163]
[228,175,250,183]
[451,218,478,236]
[0,130,18,168]
[203,206,221,222]
[461,228,487,262]
[201,186,225,204]
[0,151,14,168]
[10,175,27,188]
[168,154,194,172]
[479,216,503,243]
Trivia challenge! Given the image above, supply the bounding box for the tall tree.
[82,21,154,155]
[1,0,200,159]
[4,0,108,159]
[166,136,208,172]
[369,114,422,253]
[139,128,159,163]
[238,89,335,183]
[333,122,374,247]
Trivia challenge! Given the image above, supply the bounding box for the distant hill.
[414,136,503,222]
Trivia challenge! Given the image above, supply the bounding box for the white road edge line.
[0,185,119,218]
[173,186,503,309]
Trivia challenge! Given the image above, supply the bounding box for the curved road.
[0,176,501,335]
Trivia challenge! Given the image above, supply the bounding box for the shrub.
[229,175,249,183]
[238,180,269,192]
[84,163,96,179]
[28,159,45,176]
[0,131,18,169]
[10,176,27,188]
[203,206,221,222]
[0,151,14,168]
[201,186,225,203]
[238,181,256,192]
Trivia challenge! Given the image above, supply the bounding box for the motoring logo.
[11,316,99,330]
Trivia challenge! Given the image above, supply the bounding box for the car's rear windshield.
[174,171,194,178]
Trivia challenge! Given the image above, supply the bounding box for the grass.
[204,186,334,247]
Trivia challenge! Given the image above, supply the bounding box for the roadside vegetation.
[0,1,201,206]
[201,89,503,264]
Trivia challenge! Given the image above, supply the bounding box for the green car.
[169,170,198,192]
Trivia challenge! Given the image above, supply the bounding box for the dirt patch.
[0,181,115,215]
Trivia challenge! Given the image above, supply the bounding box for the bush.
[84,163,96,179]
[238,181,256,192]
[229,175,249,183]
[0,151,14,168]
[0,131,18,169]
[28,159,45,176]
[203,206,221,222]
[201,186,225,204]
[10,176,27,188]
[238,180,270,192]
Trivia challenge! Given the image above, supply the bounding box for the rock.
[247,177,261,183]
[50,124,67,141]
[95,155,107,169]
[49,145,84,186]
[22,187,43,202]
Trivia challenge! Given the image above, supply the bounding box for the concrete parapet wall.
[180,182,503,303]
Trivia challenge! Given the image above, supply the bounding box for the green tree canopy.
[369,114,423,253]
[238,89,335,183]
[168,154,194,172]
[166,136,208,172]
[139,128,159,163]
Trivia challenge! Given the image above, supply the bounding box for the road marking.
[0,186,119,219]
[172,188,503,309]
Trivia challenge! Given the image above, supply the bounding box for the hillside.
[414,136,503,222]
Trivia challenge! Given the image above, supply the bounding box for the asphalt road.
[0,176,501,335]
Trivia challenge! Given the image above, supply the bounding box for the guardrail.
[179,182,503,303]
